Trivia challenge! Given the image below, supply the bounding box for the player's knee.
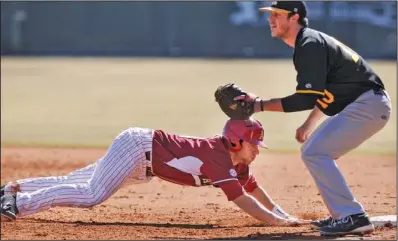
[76,184,108,207]
[84,192,108,207]
[301,144,317,162]
[87,197,104,206]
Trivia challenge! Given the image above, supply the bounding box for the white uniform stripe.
[30,160,140,209]
[18,133,133,212]
[5,164,96,194]
[192,175,201,186]
[16,128,154,217]
[8,128,154,194]
[90,136,135,193]
[212,178,239,185]
[18,134,133,212]
[22,153,139,209]
[71,132,143,203]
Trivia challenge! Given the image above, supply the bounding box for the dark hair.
[288,12,309,27]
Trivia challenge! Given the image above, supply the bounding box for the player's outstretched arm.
[247,186,293,219]
[246,186,275,210]
[232,193,295,226]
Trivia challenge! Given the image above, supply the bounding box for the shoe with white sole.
[0,185,4,198]
[311,215,333,229]
[1,194,18,221]
[319,213,374,236]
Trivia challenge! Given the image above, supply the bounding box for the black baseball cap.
[259,1,307,18]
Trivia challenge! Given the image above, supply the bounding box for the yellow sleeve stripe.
[296,90,325,95]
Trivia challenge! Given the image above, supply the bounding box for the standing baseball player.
[214,1,391,236]
[1,119,308,227]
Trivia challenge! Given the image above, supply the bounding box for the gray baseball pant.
[301,88,391,218]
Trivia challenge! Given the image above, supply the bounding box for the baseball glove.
[214,83,257,120]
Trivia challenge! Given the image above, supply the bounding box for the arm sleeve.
[236,165,259,193]
[242,174,259,193]
[201,161,241,201]
[294,39,327,95]
[217,180,245,201]
[280,93,319,112]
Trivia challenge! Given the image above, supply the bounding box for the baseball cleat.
[319,213,374,236]
[311,215,333,229]
[1,194,18,221]
[0,185,4,198]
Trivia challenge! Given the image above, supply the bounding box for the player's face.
[268,11,291,38]
[238,142,260,165]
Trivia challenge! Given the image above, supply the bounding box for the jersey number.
[331,37,360,63]
[317,90,334,109]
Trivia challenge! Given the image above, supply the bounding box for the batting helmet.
[222,118,267,148]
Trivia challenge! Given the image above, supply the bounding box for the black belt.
[145,151,155,177]
[145,151,151,161]
[373,86,386,96]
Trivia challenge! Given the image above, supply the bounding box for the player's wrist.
[303,118,317,129]
[272,215,290,226]
[272,205,290,219]
[254,98,264,112]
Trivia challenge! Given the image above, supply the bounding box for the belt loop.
[373,86,385,96]
[145,151,151,162]
[192,175,201,186]
[145,151,153,175]
[145,151,154,177]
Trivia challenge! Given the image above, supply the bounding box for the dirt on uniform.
[1,147,396,240]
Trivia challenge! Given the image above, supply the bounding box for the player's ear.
[292,13,300,22]
[229,139,243,152]
[287,12,299,22]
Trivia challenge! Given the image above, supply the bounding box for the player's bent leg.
[2,164,96,195]
[301,117,364,216]
[302,90,391,218]
[10,128,152,218]
[302,90,390,234]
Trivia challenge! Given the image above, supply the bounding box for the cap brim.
[252,140,268,149]
[259,7,291,14]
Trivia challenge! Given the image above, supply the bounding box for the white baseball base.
[370,215,397,227]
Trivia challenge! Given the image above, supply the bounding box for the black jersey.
[293,27,385,116]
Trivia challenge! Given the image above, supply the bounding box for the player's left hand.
[295,121,315,143]
[234,93,263,113]
[214,83,259,120]
[285,217,312,226]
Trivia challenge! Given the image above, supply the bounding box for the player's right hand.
[280,217,312,227]
[295,121,315,143]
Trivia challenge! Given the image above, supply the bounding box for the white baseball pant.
[5,127,154,217]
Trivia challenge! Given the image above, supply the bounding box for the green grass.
[1,57,396,155]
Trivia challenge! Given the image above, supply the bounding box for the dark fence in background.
[1,1,396,59]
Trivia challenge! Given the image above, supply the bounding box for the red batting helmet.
[222,118,267,148]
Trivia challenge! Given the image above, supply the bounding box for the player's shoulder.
[154,129,203,142]
[296,27,325,48]
[234,163,251,176]
[200,137,233,167]
[154,130,230,158]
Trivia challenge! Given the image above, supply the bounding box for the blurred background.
[1,1,396,154]
[1,1,396,58]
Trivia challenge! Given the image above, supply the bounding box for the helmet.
[222,118,267,148]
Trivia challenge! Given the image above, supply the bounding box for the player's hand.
[284,217,312,227]
[272,216,311,227]
[234,93,262,113]
[295,121,315,143]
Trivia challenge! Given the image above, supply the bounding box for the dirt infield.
[1,147,396,240]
